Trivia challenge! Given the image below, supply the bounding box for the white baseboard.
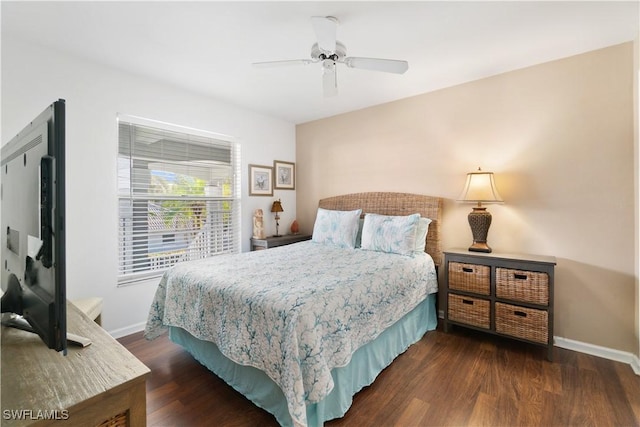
[108,321,146,339]
[437,311,639,376]
[631,355,640,375]
[555,336,640,376]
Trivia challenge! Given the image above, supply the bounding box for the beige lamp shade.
[457,169,503,205]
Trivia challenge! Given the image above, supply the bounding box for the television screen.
[1,99,67,353]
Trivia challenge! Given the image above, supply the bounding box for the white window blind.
[117,117,241,284]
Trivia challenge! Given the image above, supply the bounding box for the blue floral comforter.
[145,241,438,427]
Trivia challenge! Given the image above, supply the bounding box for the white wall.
[2,39,296,336]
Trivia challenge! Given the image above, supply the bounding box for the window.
[117,116,240,284]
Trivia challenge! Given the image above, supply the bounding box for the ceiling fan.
[253,16,409,97]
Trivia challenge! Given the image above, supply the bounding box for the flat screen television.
[1,99,67,354]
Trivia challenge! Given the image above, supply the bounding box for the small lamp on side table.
[457,167,503,253]
[271,199,284,237]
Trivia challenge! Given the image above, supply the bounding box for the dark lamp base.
[469,242,492,253]
[467,206,493,254]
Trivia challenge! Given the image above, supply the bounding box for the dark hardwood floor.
[118,326,640,426]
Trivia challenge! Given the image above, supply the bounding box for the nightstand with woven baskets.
[443,249,556,360]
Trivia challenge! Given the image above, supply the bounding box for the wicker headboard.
[318,192,443,266]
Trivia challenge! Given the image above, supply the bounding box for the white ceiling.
[2,1,638,124]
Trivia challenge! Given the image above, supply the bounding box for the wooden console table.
[1,302,150,426]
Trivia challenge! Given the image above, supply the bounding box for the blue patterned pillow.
[312,208,362,248]
[361,213,421,255]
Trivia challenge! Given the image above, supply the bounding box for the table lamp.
[271,199,284,237]
[457,167,503,253]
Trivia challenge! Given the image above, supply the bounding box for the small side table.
[251,234,312,251]
[443,248,556,360]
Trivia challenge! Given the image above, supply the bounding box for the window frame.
[116,114,241,286]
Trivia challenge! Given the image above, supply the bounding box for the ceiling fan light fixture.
[311,42,346,62]
[322,58,335,72]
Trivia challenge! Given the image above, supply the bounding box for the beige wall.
[296,43,637,353]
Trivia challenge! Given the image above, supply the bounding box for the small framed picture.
[274,160,295,190]
[249,164,273,196]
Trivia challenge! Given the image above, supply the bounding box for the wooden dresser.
[443,248,556,360]
[1,302,150,426]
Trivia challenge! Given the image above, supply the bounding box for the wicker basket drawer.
[495,302,548,344]
[448,293,490,329]
[448,262,490,295]
[496,268,549,305]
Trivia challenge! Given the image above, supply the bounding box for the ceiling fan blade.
[322,60,337,97]
[311,16,337,53]
[343,57,409,74]
[252,59,314,68]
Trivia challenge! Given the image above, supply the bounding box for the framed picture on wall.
[249,164,273,196]
[274,160,295,190]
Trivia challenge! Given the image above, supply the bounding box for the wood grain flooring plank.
[542,358,563,394]
[467,392,499,426]
[614,362,640,423]
[569,368,611,426]
[592,356,639,427]
[146,381,181,412]
[393,397,430,427]
[147,400,185,426]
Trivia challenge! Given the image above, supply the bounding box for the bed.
[145,192,443,427]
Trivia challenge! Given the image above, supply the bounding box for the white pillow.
[312,208,362,248]
[414,217,432,253]
[361,213,421,255]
